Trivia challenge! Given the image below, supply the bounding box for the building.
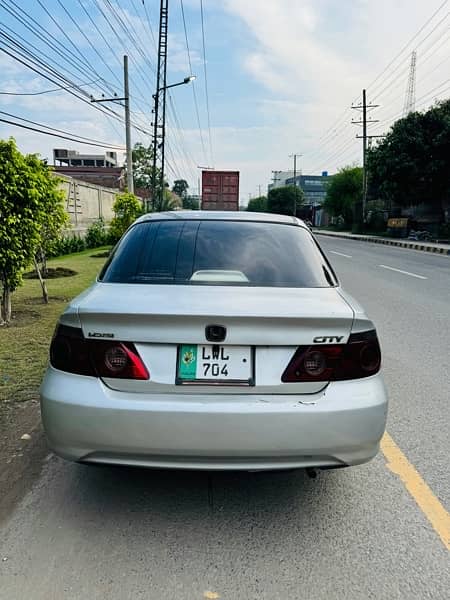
[52,148,124,190]
[268,170,296,191]
[53,148,118,168]
[267,170,331,226]
[285,172,330,206]
[286,172,331,226]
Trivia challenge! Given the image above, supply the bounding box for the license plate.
[177,345,252,384]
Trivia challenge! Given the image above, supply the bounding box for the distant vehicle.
[408,229,433,241]
[41,211,388,472]
[201,170,239,210]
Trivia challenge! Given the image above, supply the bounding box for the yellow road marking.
[381,432,450,551]
[203,592,220,599]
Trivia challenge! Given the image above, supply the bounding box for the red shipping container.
[201,170,239,211]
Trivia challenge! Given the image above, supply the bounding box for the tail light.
[282,330,381,382]
[50,324,149,380]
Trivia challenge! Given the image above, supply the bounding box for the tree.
[267,185,305,216]
[108,192,143,243]
[0,139,65,323]
[129,142,171,208]
[33,165,68,303]
[246,196,267,212]
[172,179,189,199]
[130,142,154,190]
[323,166,363,226]
[33,162,68,299]
[367,100,450,217]
[182,195,199,210]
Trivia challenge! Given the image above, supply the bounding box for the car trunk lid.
[76,283,354,394]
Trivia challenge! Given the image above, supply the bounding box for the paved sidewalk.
[314,229,450,255]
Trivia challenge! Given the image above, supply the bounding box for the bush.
[48,235,86,258]
[85,218,109,249]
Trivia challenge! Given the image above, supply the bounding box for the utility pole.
[151,0,169,210]
[123,55,133,194]
[258,184,262,197]
[351,90,379,221]
[289,153,302,216]
[90,55,133,193]
[289,154,302,186]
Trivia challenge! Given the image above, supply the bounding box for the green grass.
[0,247,111,404]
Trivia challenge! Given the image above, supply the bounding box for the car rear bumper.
[40,367,388,470]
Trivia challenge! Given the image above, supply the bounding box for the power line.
[55,0,124,92]
[85,0,172,134]
[310,2,449,169]
[419,52,450,84]
[370,10,450,102]
[167,93,198,181]
[200,0,214,166]
[0,2,129,119]
[365,0,449,95]
[103,0,157,75]
[2,1,154,134]
[0,34,152,136]
[74,0,153,111]
[34,0,117,96]
[91,0,155,97]
[0,2,100,93]
[0,113,124,149]
[180,0,207,164]
[0,109,123,146]
[140,0,158,49]
[308,136,359,174]
[375,77,450,129]
[0,78,102,95]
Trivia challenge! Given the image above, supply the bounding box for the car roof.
[135,210,306,227]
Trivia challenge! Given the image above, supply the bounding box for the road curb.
[314,231,450,256]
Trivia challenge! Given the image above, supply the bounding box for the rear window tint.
[99,220,335,288]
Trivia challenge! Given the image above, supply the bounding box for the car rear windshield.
[99,220,336,288]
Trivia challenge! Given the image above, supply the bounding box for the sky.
[0,0,449,204]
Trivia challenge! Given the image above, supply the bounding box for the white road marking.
[378,264,427,279]
[330,250,353,258]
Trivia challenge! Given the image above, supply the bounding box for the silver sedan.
[41,211,388,470]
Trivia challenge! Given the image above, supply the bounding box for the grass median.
[0,247,111,405]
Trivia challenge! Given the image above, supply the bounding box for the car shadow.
[63,460,347,553]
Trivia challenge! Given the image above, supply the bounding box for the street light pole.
[151,74,196,210]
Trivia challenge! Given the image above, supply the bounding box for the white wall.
[58,176,118,236]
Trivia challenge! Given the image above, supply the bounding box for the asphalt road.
[1,238,449,600]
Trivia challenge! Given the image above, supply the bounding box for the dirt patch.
[23,267,78,279]
[22,295,70,306]
[90,251,110,258]
[0,400,49,524]
[6,309,42,328]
